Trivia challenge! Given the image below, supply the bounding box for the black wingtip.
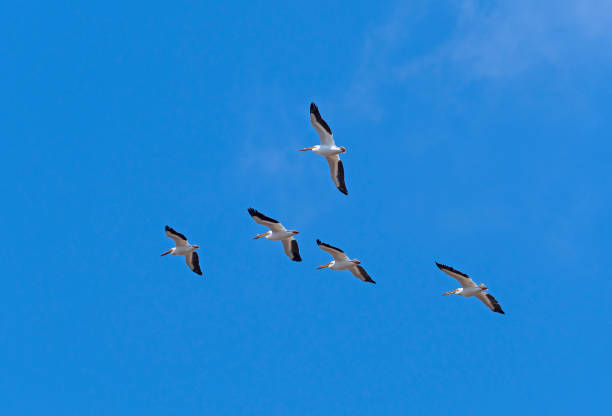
[289,239,302,262]
[310,102,317,113]
[338,187,348,195]
[248,207,255,216]
[165,225,171,231]
[316,239,322,245]
[191,252,203,275]
[485,294,504,314]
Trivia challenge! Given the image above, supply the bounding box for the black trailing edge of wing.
[316,239,344,253]
[357,265,376,284]
[248,208,279,223]
[435,262,469,278]
[336,160,348,195]
[310,102,332,135]
[165,225,188,241]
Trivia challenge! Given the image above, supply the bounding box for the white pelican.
[436,262,504,314]
[316,239,375,284]
[299,102,348,195]
[160,225,203,276]
[248,208,302,262]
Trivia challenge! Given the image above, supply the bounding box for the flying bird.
[299,102,348,195]
[315,239,375,284]
[248,208,302,262]
[160,226,203,276]
[436,262,504,314]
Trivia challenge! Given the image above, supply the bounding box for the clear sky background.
[2,1,611,414]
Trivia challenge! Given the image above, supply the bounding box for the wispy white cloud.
[345,3,427,119]
[433,0,612,79]
[348,0,612,115]
[573,0,612,38]
[229,82,307,179]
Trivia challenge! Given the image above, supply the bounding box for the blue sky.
[2,1,611,414]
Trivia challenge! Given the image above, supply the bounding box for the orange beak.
[316,262,332,270]
[253,232,268,240]
[442,289,457,296]
[160,249,172,256]
[299,146,315,151]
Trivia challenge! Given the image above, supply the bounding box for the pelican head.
[340,146,347,153]
[160,248,174,256]
[442,288,460,296]
[299,146,317,152]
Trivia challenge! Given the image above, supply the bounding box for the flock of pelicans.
[160,103,505,315]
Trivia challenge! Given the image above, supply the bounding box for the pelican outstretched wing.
[281,238,302,262]
[166,225,189,247]
[316,239,349,261]
[185,251,203,276]
[436,262,476,288]
[248,208,286,232]
[349,265,375,284]
[476,293,504,314]
[326,155,348,195]
[310,102,334,146]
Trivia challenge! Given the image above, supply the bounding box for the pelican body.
[305,145,346,158]
[320,258,360,271]
[164,245,198,256]
[256,229,298,241]
[443,286,490,300]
